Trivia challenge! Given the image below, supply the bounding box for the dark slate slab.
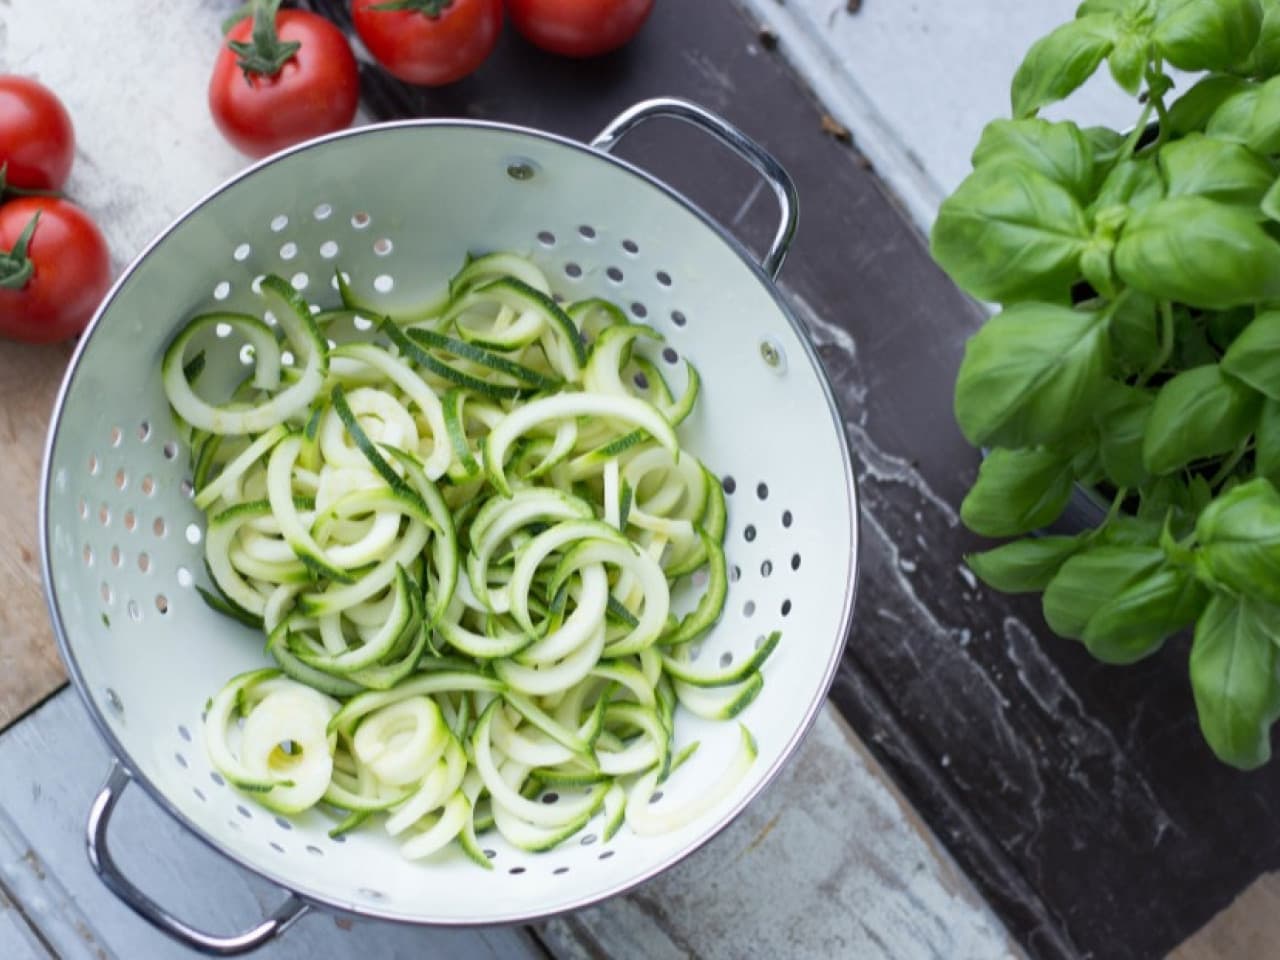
[306,1,1280,957]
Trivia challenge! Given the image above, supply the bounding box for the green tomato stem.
[227,0,300,80]
[0,210,39,290]
[1137,300,1174,387]
[0,163,64,202]
[221,2,255,35]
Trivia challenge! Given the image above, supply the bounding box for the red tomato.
[506,0,653,58]
[352,0,503,86]
[0,75,75,191]
[209,10,360,159]
[0,197,112,344]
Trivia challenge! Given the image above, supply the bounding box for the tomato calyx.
[368,0,455,17]
[0,211,39,290]
[0,163,63,202]
[227,0,302,81]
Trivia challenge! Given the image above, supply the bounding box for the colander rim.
[39,113,862,927]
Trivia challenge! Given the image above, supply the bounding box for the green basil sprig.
[934,0,1280,768]
[953,302,1111,447]
[931,165,1091,303]
[1142,364,1262,474]
[1190,593,1280,769]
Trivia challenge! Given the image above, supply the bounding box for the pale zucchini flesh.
[163,251,778,865]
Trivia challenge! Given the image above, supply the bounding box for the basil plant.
[932,0,1280,768]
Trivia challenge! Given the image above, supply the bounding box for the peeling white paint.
[544,708,1020,960]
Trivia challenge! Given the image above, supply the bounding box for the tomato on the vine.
[0,197,112,344]
[209,2,360,159]
[0,75,75,192]
[506,0,654,58]
[352,0,503,86]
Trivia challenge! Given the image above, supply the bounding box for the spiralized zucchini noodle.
[163,252,777,863]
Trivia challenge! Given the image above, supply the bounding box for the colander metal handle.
[591,97,799,279]
[86,760,310,956]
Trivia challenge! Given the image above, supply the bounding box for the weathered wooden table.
[0,1,1275,958]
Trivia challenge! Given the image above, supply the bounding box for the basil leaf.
[1158,133,1276,211]
[1109,29,1150,93]
[971,118,1095,201]
[1137,475,1199,535]
[1136,478,1213,537]
[1195,477,1280,604]
[1208,306,1255,351]
[1042,544,1165,638]
[1191,475,1216,513]
[954,303,1111,448]
[1012,15,1118,118]
[931,165,1090,304]
[967,535,1088,593]
[1168,75,1252,136]
[1081,242,1118,298]
[1263,175,1280,222]
[1172,307,1220,368]
[1077,0,1131,14]
[1091,157,1165,215]
[1143,364,1262,474]
[1083,125,1127,176]
[1137,476,1182,522]
[1096,382,1155,487]
[960,447,1075,537]
[1114,196,1280,309]
[1109,291,1160,372]
[1154,0,1262,71]
[1100,513,1165,544]
[1258,397,1280,482]
[1190,592,1280,770]
[1239,0,1280,74]
[1207,75,1280,154]
[1070,432,1107,487]
[1083,564,1209,663]
[1222,310,1280,399]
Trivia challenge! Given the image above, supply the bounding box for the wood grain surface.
[0,689,1015,960]
[0,342,73,729]
[1171,874,1280,960]
[540,706,1017,960]
[0,885,49,960]
[0,690,546,960]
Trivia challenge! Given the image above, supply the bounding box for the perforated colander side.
[42,115,857,930]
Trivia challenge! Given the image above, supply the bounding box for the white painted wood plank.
[0,886,50,960]
[540,704,1020,960]
[0,690,1015,960]
[0,690,542,960]
[736,0,1144,230]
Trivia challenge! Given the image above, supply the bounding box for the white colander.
[39,99,859,954]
